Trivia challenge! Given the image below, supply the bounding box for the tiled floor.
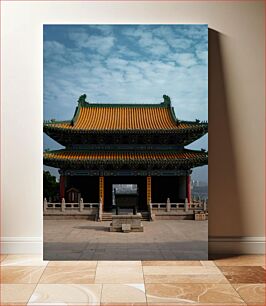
[0,254,265,305]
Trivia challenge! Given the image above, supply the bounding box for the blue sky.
[43,24,208,182]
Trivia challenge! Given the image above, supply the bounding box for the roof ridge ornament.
[163,95,171,105]
[78,94,87,105]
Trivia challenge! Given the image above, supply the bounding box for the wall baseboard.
[1,237,43,254]
[208,236,265,254]
[1,236,265,255]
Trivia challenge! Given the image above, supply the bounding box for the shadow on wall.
[208,29,244,238]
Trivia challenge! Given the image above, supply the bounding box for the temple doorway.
[104,176,147,212]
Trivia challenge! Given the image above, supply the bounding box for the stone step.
[102,213,150,221]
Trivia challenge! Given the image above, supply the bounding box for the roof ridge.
[79,101,169,108]
[77,94,172,108]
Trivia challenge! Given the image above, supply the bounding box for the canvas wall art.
[43,24,208,260]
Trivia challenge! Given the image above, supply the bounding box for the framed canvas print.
[43,24,208,260]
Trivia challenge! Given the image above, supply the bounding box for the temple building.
[43,94,208,212]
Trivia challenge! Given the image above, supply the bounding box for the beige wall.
[1,1,265,251]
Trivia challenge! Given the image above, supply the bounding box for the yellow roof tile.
[47,106,180,131]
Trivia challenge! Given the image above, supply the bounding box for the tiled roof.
[45,103,181,131]
[47,107,178,130]
[44,150,207,163]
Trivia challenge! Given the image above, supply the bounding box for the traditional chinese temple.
[43,94,208,212]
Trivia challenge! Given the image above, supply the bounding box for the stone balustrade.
[43,198,99,217]
[150,199,207,212]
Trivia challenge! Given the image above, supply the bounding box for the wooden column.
[147,176,152,205]
[59,175,65,200]
[186,175,191,204]
[99,176,104,209]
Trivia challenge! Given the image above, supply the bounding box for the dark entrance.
[104,176,147,212]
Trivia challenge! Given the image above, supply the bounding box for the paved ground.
[44,219,208,260]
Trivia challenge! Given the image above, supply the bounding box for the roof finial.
[78,94,87,104]
[163,95,171,105]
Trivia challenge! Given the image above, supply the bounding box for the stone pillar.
[186,175,191,205]
[59,175,65,200]
[99,176,104,210]
[147,176,152,205]
[166,197,171,212]
[61,198,65,212]
[79,198,84,212]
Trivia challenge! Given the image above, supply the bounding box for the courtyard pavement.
[44,219,208,260]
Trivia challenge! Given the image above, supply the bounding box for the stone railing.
[43,198,99,216]
[150,198,207,212]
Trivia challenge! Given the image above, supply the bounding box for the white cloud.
[69,31,115,55]
[123,27,171,56]
[170,53,198,67]
[44,41,65,56]
[168,38,193,50]
[196,50,208,64]
[106,57,129,69]
[117,45,139,57]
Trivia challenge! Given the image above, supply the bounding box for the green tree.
[43,171,59,199]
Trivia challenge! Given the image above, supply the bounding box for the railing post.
[98,197,103,222]
[43,198,47,212]
[149,201,154,221]
[166,198,171,212]
[79,198,84,212]
[61,198,65,212]
[184,198,188,212]
[203,200,207,211]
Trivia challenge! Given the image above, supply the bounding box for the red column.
[186,175,191,204]
[59,175,65,200]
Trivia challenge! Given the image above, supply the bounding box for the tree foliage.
[43,171,59,199]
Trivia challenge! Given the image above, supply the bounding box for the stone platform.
[110,213,144,232]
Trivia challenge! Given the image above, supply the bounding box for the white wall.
[1,1,265,254]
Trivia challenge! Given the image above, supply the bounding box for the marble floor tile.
[214,255,265,266]
[143,265,228,284]
[145,302,247,306]
[0,284,36,304]
[1,255,48,267]
[101,284,146,303]
[200,260,217,266]
[28,284,102,305]
[142,260,202,266]
[145,283,245,304]
[219,266,265,284]
[143,265,222,275]
[97,260,142,266]
[144,274,229,284]
[101,302,148,306]
[39,266,96,284]
[233,283,266,303]
[1,266,46,284]
[95,264,144,283]
[48,260,97,267]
